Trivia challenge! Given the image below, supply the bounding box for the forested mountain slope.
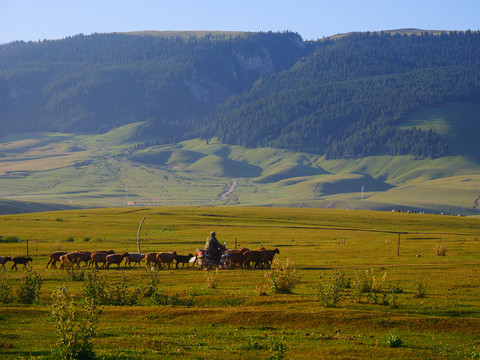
[0,30,479,160]
[210,31,480,158]
[0,31,306,137]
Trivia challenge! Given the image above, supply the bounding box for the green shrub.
[264,258,299,294]
[0,235,20,243]
[143,266,161,297]
[386,331,403,348]
[0,275,14,304]
[413,274,427,298]
[151,290,194,307]
[82,271,107,304]
[316,270,345,307]
[265,333,287,360]
[65,268,86,282]
[51,287,102,359]
[17,266,43,304]
[353,269,387,303]
[106,279,141,306]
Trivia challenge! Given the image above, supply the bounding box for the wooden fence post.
[137,217,146,254]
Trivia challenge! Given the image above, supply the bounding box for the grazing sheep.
[11,256,33,270]
[175,254,194,269]
[62,251,92,269]
[156,251,177,269]
[105,254,126,269]
[259,248,280,268]
[90,251,115,269]
[225,247,249,269]
[58,254,74,270]
[46,251,67,269]
[123,253,145,268]
[145,252,161,268]
[76,251,92,268]
[0,256,12,270]
[243,250,263,269]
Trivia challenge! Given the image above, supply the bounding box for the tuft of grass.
[206,268,220,289]
[434,243,448,256]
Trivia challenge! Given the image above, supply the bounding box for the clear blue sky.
[1,0,479,44]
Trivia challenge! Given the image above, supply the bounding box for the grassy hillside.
[0,104,479,215]
[0,207,479,359]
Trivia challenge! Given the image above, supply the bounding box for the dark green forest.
[1,30,479,158]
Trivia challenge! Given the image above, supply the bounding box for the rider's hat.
[210,231,216,236]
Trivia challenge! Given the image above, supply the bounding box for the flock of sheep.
[0,247,280,271]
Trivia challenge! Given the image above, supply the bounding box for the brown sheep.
[259,248,280,268]
[175,254,194,269]
[156,251,177,269]
[0,256,12,270]
[63,251,92,269]
[225,247,249,269]
[145,252,161,268]
[90,251,115,269]
[46,251,67,269]
[123,253,145,268]
[58,255,69,270]
[243,250,263,269]
[105,254,126,269]
[11,256,33,270]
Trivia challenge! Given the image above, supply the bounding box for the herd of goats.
[0,247,280,271]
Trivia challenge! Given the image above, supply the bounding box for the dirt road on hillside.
[221,179,238,200]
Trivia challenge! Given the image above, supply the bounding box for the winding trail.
[221,179,238,200]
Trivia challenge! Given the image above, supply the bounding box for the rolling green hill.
[1,105,479,215]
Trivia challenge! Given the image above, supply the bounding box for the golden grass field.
[0,206,479,359]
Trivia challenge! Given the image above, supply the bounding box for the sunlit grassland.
[0,207,479,359]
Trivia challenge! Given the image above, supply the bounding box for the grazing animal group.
[225,247,280,269]
[0,256,32,270]
[1,246,279,271]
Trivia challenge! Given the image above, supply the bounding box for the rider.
[205,231,226,264]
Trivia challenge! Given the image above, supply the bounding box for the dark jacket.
[205,235,223,252]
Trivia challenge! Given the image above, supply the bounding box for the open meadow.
[0,207,479,359]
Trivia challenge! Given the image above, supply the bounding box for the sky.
[0,0,479,44]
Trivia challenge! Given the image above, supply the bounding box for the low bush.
[0,235,20,243]
[51,287,102,359]
[386,331,403,348]
[143,266,161,297]
[413,274,427,298]
[82,271,107,304]
[353,269,387,303]
[106,278,141,306]
[264,258,299,294]
[316,269,346,307]
[64,268,86,282]
[0,275,14,304]
[17,266,43,304]
[265,332,288,360]
[434,243,448,256]
[151,290,194,307]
